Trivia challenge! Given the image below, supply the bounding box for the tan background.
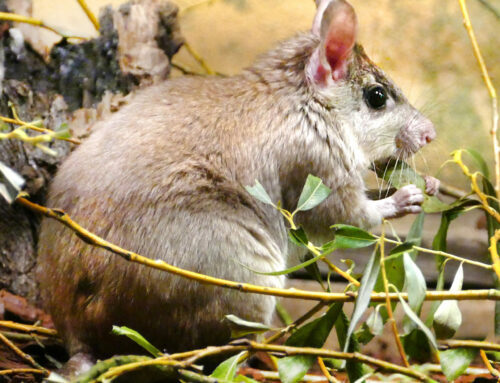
[32,0,500,186]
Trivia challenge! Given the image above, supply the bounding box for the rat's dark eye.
[364,85,387,110]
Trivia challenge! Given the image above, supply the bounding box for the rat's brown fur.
[37,0,435,365]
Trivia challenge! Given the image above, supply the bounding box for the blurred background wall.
[33,0,500,187]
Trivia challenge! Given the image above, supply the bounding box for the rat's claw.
[424,176,440,196]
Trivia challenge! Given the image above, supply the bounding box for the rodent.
[36,0,437,374]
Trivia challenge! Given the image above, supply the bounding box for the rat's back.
[37,74,288,358]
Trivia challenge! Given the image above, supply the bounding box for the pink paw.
[391,184,424,217]
[424,176,440,196]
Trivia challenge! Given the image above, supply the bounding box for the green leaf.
[54,122,71,139]
[251,226,374,277]
[344,247,381,352]
[440,348,478,381]
[329,224,377,249]
[396,292,438,349]
[211,352,246,381]
[235,375,260,383]
[286,304,342,347]
[0,161,25,204]
[335,308,371,382]
[241,250,325,276]
[288,227,308,248]
[388,242,415,259]
[276,301,293,326]
[277,304,342,383]
[245,180,274,206]
[71,355,162,383]
[464,148,490,179]
[433,264,463,339]
[401,329,431,362]
[374,159,450,213]
[366,307,384,336]
[403,253,426,319]
[430,198,479,326]
[355,322,375,345]
[302,252,325,289]
[224,315,272,339]
[481,177,500,336]
[294,175,332,212]
[111,326,161,357]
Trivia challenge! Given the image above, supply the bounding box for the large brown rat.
[37,0,437,374]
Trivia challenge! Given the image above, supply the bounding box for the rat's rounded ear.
[307,0,358,85]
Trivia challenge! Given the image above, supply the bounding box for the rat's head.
[305,0,435,162]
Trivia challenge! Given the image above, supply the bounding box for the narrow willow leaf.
[366,307,384,336]
[224,314,272,338]
[403,254,426,314]
[402,253,427,333]
[406,211,425,259]
[387,242,414,259]
[111,326,161,357]
[288,227,308,248]
[303,252,325,289]
[396,293,438,349]
[245,180,274,206]
[433,264,463,339]
[235,375,261,383]
[464,148,490,179]
[440,348,478,381]
[482,177,500,336]
[355,322,375,345]
[401,329,431,362]
[329,224,377,249]
[295,175,331,212]
[211,351,246,381]
[344,247,381,352]
[0,161,25,204]
[240,250,325,276]
[428,199,478,327]
[335,308,371,382]
[277,304,342,383]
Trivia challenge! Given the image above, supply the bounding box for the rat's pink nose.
[419,119,436,147]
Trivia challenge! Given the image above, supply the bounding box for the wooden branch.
[15,194,500,303]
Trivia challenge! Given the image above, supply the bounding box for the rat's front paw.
[390,184,424,217]
[424,176,440,196]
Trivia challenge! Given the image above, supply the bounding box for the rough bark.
[0,0,183,303]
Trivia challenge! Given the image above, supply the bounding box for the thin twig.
[322,258,360,286]
[441,339,500,352]
[0,332,46,370]
[15,194,500,303]
[317,356,339,383]
[0,12,86,40]
[480,349,500,378]
[477,0,500,20]
[458,0,499,195]
[247,342,435,383]
[0,116,80,145]
[76,0,99,31]
[264,302,326,345]
[111,342,435,383]
[382,236,492,270]
[0,321,57,336]
[171,61,203,76]
[0,368,48,376]
[183,41,216,75]
[380,224,409,367]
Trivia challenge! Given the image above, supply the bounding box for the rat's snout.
[395,116,436,156]
[417,118,436,148]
